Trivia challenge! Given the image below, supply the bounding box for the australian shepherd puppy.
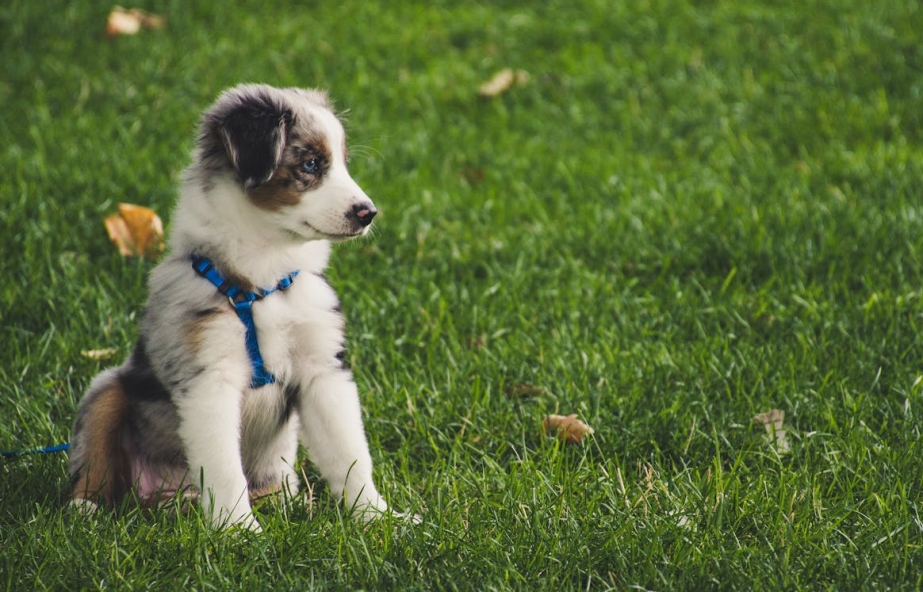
[69,84,397,531]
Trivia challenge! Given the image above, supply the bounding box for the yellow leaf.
[542,413,594,444]
[104,203,164,260]
[478,68,530,97]
[106,6,165,38]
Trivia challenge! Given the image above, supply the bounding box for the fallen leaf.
[104,203,164,260]
[478,68,530,97]
[752,409,791,453]
[542,413,594,444]
[106,6,165,37]
[460,167,485,184]
[81,348,119,360]
[106,9,141,36]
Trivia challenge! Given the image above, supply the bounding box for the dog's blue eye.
[302,159,319,174]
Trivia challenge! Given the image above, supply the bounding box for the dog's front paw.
[390,510,423,525]
[231,513,263,533]
[347,491,388,522]
[359,507,423,525]
[350,498,421,524]
[209,511,262,533]
[203,498,262,532]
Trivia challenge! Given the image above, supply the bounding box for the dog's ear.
[219,104,292,190]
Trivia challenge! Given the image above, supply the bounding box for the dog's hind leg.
[69,369,132,507]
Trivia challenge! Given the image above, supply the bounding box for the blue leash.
[191,255,299,388]
[1,442,70,458]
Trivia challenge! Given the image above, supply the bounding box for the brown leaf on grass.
[751,409,791,453]
[104,203,164,260]
[106,6,165,37]
[467,333,487,349]
[542,414,595,444]
[460,167,485,185]
[477,68,530,97]
[80,348,118,360]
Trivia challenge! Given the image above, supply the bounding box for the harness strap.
[191,256,299,388]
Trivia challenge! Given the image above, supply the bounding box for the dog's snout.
[350,203,377,227]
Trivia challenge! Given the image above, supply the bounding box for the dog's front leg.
[297,371,388,519]
[176,380,259,531]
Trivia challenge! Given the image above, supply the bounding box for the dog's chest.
[248,272,344,380]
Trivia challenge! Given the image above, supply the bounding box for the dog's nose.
[350,203,377,227]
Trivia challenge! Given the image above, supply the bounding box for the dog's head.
[196,84,375,242]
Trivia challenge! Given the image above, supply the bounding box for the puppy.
[69,84,395,530]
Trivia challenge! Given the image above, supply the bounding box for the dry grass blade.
[506,384,549,399]
[752,409,791,453]
[80,348,118,361]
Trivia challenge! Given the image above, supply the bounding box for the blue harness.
[192,256,299,388]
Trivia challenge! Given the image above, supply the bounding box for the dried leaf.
[460,167,486,184]
[81,348,119,360]
[106,9,141,36]
[477,68,530,97]
[103,214,134,256]
[542,413,594,444]
[752,409,791,453]
[467,333,487,349]
[104,203,164,260]
[106,6,165,37]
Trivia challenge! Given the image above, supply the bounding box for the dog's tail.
[69,369,132,506]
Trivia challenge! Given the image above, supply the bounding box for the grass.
[2,0,922,589]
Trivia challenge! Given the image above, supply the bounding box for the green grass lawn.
[2,0,922,589]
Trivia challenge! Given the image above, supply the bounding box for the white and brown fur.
[69,84,396,530]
